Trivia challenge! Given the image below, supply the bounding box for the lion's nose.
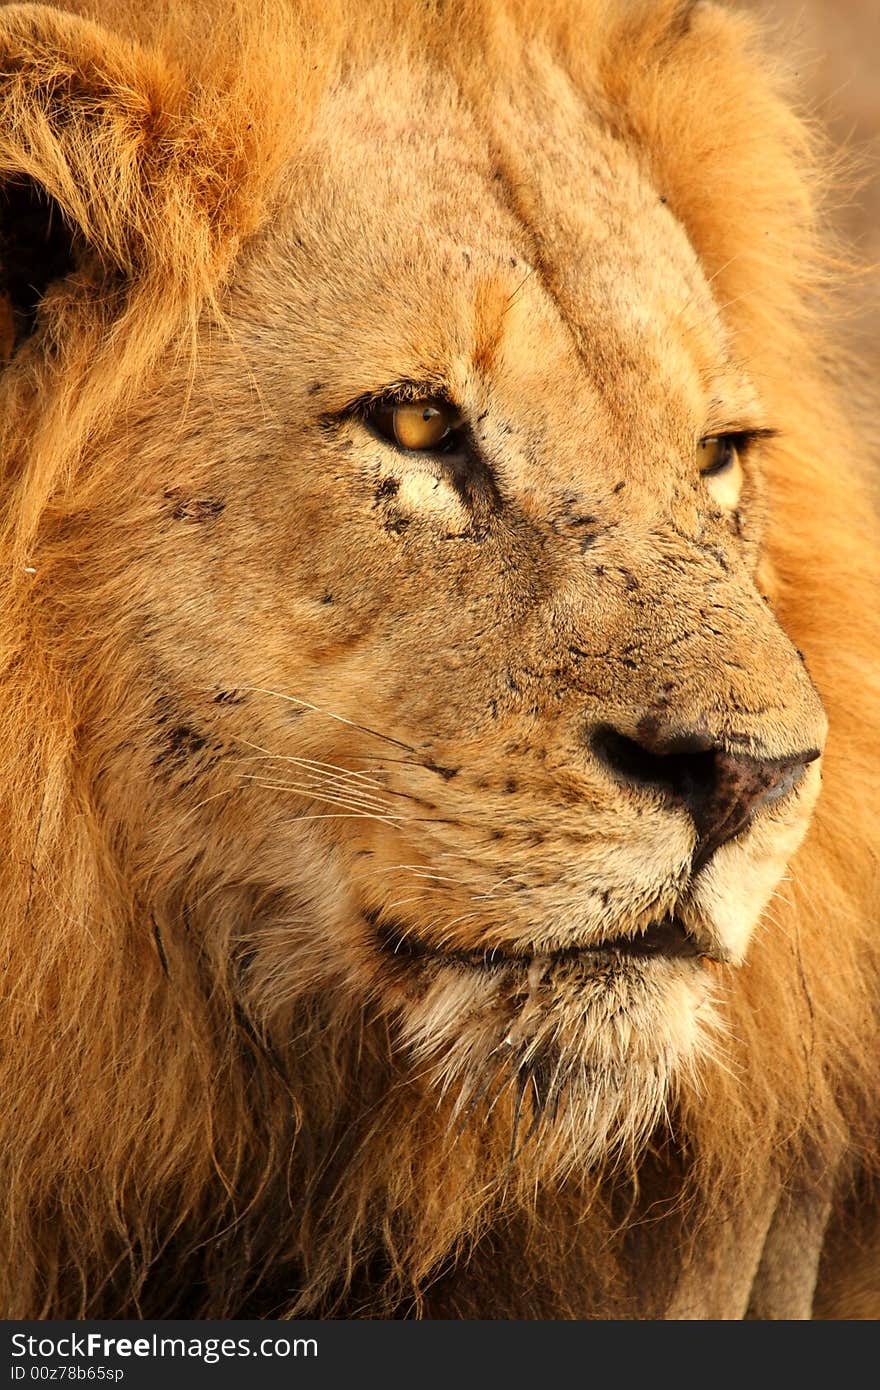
[590,721,820,871]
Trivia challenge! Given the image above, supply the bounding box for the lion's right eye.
[366,398,463,452]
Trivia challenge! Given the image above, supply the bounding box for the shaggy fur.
[0,0,877,1319]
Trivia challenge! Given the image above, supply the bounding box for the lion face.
[93,63,827,1157]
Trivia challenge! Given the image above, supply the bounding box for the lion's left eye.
[367,398,463,452]
[697,435,739,476]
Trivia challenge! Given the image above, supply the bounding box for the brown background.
[741,0,879,368]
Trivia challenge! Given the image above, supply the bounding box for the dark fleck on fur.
[169,725,207,758]
[154,721,209,770]
[164,489,226,522]
[567,514,600,550]
[151,916,171,978]
[425,760,459,781]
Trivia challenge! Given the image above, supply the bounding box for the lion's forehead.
[239,59,752,474]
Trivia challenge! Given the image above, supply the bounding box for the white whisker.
[224,685,418,752]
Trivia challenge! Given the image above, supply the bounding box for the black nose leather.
[591,722,820,871]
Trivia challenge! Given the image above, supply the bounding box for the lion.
[0,0,877,1320]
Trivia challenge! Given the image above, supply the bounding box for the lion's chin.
[384,933,720,1172]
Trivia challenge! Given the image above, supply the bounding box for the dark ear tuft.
[0,177,80,360]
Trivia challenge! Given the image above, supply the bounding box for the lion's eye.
[697,435,738,476]
[368,398,463,452]
[698,433,746,510]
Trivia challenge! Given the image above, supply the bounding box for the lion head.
[1,0,877,1318]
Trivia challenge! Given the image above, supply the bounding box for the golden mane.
[1,0,877,1318]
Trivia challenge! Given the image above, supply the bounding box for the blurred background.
[740,0,879,369]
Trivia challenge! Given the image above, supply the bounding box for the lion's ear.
[0,169,87,365]
[0,4,180,365]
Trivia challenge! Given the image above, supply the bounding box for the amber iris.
[370,398,462,451]
[697,435,738,476]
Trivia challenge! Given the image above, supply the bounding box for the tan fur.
[0,0,877,1319]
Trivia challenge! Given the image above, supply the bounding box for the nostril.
[589,723,718,804]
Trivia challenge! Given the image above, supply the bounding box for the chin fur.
[387,954,721,1175]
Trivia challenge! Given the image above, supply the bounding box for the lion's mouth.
[371,911,716,970]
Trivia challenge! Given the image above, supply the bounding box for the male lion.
[0,0,877,1319]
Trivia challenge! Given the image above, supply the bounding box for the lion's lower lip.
[371,912,707,969]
